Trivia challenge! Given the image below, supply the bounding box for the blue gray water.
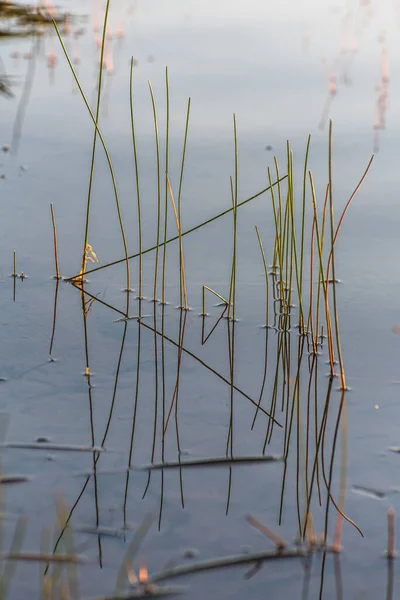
[0,1,400,598]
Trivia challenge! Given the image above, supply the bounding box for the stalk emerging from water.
[177,98,191,308]
[161,67,170,305]
[148,81,161,302]
[50,203,60,280]
[167,175,188,309]
[129,57,143,301]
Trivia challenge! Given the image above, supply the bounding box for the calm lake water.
[1,1,400,598]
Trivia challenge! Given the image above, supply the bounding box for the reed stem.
[161,67,170,305]
[148,81,161,302]
[50,203,60,280]
[177,98,191,307]
[129,57,143,302]
[68,177,287,280]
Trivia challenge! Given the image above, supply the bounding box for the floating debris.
[246,514,288,548]
[352,485,386,499]
[2,552,91,564]
[150,548,306,585]
[142,455,283,471]
[0,474,30,484]
[74,525,129,538]
[0,442,106,452]
[182,548,199,560]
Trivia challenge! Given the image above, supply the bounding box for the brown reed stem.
[167,174,187,309]
[50,203,60,280]
[387,508,395,559]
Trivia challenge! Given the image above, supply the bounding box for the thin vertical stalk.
[308,220,316,353]
[129,57,143,301]
[50,203,60,280]
[315,184,329,349]
[159,303,167,530]
[81,0,109,272]
[327,120,343,387]
[143,301,159,498]
[268,167,284,305]
[309,173,334,371]
[226,319,236,459]
[53,19,130,303]
[299,135,311,297]
[387,508,395,559]
[255,226,269,328]
[148,82,161,302]
[161,67,170,305]
[228,114,238,321]
[251,328,269,430]
[177,98,191,308]
[12,250,16,302]
[333,395,348,553]
[123,310,142,527]
[286,143,303,330]
[325,152,374,387]
[167,175,187,309]
[174,309,188,509]
[49,279,60,360]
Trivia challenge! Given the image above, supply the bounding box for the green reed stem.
[308,220,316,352]
[50,203,60,280]
[148,81,161,302]
[255,226,269,329]
[228,114,239,320]
[314,184,329,349]
[202,286,229,314]
[287,144,303,329]
[161,67,170,305]
[325,152,374,382]
[299,135,311,296]
[129,57,143,301]
[268,167,284,305]
[53,17,130,301]
[308,174,331,361]
[327,120,343,387]
[168,176,187,309]
[68,177,287,280]
[177,98,191,307]
[80,0,111,274]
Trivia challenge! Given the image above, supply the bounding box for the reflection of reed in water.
[373,37,390,153]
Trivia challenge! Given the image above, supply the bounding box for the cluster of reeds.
[7,3,381,598]
[43,0,376,545]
